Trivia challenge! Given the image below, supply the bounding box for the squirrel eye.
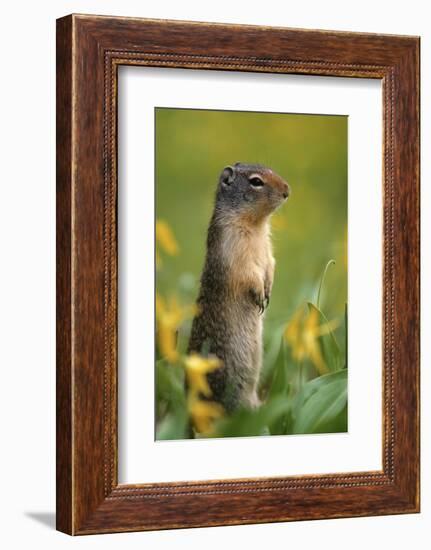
[249,177,264,187]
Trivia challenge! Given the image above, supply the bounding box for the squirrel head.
[216,162,290,224]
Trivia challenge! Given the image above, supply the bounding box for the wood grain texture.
[56,14,420,535]
[56,15,73,535]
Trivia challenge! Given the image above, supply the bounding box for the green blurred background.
[155,107,347,339]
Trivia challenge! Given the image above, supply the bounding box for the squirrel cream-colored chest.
[220,218,273,299]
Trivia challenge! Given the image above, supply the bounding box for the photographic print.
[155,107,348,440]
[56,15,420,533]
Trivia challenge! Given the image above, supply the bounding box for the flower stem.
[317,259,336,310]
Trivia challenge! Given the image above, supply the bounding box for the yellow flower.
[183,353,224,434]
[184,353,222,397]
[156,219,179,256]
[188,395,224,434]
[156,293,195,363]
[284,305,339,375]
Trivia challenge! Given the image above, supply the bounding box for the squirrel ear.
[220,165,235,186]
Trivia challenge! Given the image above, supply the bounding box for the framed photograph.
[56,14,420,535]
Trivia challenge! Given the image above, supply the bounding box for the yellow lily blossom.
[284,305,339,375]
[183,353,224,434]
[183,353,222,397]
[156,219,179,256]
[188,395,224,435]
[156,293,195,363]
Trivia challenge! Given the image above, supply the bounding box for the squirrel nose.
[282,183,290,199]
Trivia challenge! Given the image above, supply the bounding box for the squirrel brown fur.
[187,162,290,412]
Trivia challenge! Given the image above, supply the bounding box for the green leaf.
[267,341,289,400]
[265,340,293,434]
[307,302,342,372]
[317,404,348,433]
[155,360,186,410]
[293,369,346,405]
[316,259,336,309]
[213,396,292,438]
[260,324,285,388]
[156,410,189,440]
[155,361,190,440]
[292,369,347,434]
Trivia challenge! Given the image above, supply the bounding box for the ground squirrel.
[188,162,290,412]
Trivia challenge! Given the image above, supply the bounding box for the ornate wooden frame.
[56,14,420,535]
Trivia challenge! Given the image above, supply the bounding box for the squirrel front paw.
[249,287,266,315]
[264,285,271,310]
